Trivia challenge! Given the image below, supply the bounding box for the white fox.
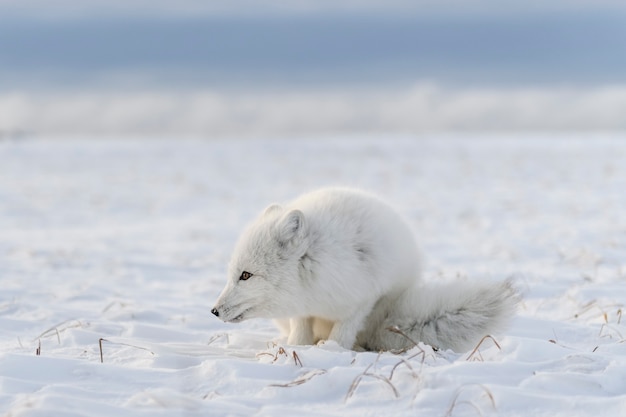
[212,188,518,352]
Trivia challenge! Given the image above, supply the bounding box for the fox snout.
[210,296,250,323]
[210,302,250,323]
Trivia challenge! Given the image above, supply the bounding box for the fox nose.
[211,308,219,317]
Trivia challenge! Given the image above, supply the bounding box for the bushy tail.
[358,279,520,352]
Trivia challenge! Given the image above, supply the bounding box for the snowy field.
[1,135,625,416]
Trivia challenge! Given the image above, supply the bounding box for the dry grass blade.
[573,299,599,319]
[98,338,155,364]
[270,369,327,388]
[389,356,419,380]
[207,333,229,346]
[364,373,399,397]
[386,325,429,380]
[256,346,290,363]
[445,384,496,417]
[599,323,624,339]
[466,335,501,362]
[345,354,399,401]
[447,400,483,417]
[345,363,373,400]
[276,347,287,360]
[292,351,303,367]
[37,319,83,344]
[387,326,427,362]
[102,301,129,313]
[387,326,420,347]
[346,371,399,400]
[573,300,624,322]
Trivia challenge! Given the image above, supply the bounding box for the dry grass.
[345,353,399,401]
[386,326,421,351]
[598,323,624,340]
[573,300,624,323]
[575,304,626,348]
[257,345,303,367]
[445,384,496,417]
[98,338,154,364]
[28,319,83,357]
[36,319,84,344]
[206,332,230,346]
[386,326,428,359]
[385,326,431,381]
[465,335,502,362]
[270,369,327,388]
[292,350,303,367]
[101,301,129,313]
[388,355,420,381]
[256,346,288,362]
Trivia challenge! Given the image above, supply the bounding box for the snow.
[3,87,626,137]
[1,135,625,416]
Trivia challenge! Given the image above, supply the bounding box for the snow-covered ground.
[1,135,625,416]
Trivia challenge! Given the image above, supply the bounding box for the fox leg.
[328,300,377,349]
[312,318,334,343]
[287,317,314,345]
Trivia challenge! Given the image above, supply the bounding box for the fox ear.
[262,204,283,217]
[275,209,307,246]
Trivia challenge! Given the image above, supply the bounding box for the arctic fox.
[211,188,518,352]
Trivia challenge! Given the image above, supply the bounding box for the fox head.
[211,205,310,323]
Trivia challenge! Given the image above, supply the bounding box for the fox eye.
[239,271,253,281]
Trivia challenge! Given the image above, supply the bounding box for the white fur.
[212,188,519,352]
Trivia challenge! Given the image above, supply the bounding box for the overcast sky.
[2,0,626,18]
[1,2,625,91]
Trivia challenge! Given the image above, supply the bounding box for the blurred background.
[1,0,626,139]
